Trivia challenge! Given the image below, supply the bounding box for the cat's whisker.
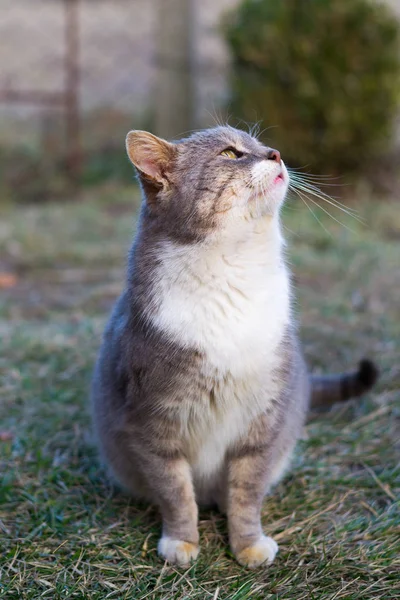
[289,175,349,191]
[289,180,360,215]
[288,172,359,214]
[249,121,262,138]
[288,170,340,181]
[294,189,363,224]
[289,173,346,184]
[289,174,350,198]
[298,189,358,233]
[205,107,230,130]
[235,118,260,137]
[287,166,340,179]
[173,127,203,139]
[289,180,364,223]
[288,171,351,198]
[256,124,279,139]
[289,188,332,238]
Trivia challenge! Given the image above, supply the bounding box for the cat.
[91,126,377,568]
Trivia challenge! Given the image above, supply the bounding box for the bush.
[225,0,400,175]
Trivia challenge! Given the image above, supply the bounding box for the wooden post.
[155,0,195,139]
[64,0,81,186]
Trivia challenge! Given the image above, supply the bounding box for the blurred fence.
[0,0,81,184]
[0,0,237,199]
[2,0,399,201]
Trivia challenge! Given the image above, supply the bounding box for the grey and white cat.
[91,126,377,568]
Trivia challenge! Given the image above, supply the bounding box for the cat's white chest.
[148,233,290,377]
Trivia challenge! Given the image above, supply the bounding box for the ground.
[0,186,399,599]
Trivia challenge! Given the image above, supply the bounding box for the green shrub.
[225,0,400,175]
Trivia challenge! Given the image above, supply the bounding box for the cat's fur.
[91,126,377,568]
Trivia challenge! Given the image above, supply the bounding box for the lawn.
[0,185,399,599]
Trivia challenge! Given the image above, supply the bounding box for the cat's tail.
[310,359,379,409]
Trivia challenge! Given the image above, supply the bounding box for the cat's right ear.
[126,130,177,187]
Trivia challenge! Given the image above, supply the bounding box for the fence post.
[64,0,81,188]
[154,0,195,139]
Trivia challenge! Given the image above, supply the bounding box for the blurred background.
[1,0,237,200]
[1,0,400,202]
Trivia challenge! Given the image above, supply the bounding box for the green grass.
[0,187,399,599]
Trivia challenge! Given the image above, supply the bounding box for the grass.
[0,185,399,599]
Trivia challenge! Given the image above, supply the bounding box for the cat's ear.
[126,130,176,185]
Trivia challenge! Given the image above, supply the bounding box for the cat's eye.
[220,147,243,159]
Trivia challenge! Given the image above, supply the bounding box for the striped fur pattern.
[91,126,377,568]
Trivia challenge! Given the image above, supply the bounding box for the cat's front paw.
[236,535,278,568]
[158,536,200,566]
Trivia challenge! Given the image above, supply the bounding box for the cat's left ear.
[126,130,177,185]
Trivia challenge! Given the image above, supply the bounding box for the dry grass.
[0,186,399,599]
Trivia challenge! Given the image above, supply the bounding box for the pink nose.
[267,148,281,164]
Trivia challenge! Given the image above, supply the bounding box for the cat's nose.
[267,148,281,164]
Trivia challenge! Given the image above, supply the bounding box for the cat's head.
[126,126,288,243]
